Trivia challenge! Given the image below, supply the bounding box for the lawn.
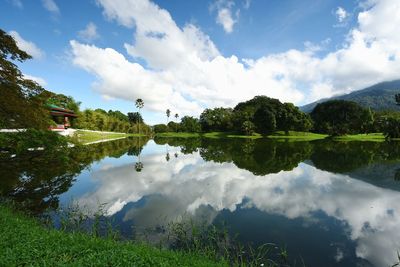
[331,133,386,142]
[0,205,227,267]
[73,130,144,144]
[155,131,327,140]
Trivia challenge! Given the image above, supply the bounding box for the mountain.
[300,80,400,113]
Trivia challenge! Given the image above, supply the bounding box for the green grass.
[331,133,386,142]
[0,205,227,267]
[74,130,144,144]
[155,131,327,140]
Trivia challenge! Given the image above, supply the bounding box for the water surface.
[2,137,400,266]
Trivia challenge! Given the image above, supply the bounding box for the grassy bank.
[0,205,227,267]
[155,131,327,140]
[74,130,145,144]
[331,133,386,142]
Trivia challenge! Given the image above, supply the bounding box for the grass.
[74,130,144,144]
[0,204,228,267]
[331,133,386,142]
[155,131,327,140]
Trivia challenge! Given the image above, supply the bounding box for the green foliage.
[253,106,276,135]
[0,205,227,267]
[0,129,68,155]
[200,108,234,132]
[153,124,170,133]
[46,93,81,113]
[241,120,255,136]
[396,93,400,106]
[75,109,151,135]
[311,100,373,136]
[234,96,312,134]
[128,112,143,124]
[0,29,51,129]
[135,98,144,110]
[180,116,201,133]
[383,117,400,139]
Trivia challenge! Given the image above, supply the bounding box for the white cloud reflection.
[71,147,400,267]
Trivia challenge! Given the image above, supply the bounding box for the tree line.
[155,95,400,139]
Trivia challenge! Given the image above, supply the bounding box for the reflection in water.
[1,137,400,266]
[0,137,149,213]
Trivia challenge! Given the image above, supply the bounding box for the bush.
[241,120,255,136]
[0,129,68,154]
[383,117,400,139]
[153,124,169,133]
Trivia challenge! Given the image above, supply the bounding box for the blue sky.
[2,0,400,124]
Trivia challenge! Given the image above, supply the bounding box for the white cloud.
[42,0,59,14]
[211,0,239,33]
[9,31,44,59]
[70,0,400,119]
[335,7,348,23]
[78,22,100,42]
[23,74,47,87]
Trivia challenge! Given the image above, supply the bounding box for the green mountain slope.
[301,80,400,112]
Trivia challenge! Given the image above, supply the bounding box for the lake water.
[2,137,400,266]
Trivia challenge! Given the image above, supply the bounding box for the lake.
[2,137,400,266]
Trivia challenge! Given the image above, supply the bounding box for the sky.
[2,0,400,124]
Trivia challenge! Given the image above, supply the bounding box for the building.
[49,105,78,130]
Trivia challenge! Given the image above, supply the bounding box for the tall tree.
[174,113,179,132]
[396,94,400,106]
[135,98,144,134]
[166,109,171,124]
[0,29,50,129]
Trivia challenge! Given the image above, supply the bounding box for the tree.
[241,120,255,136]
[396,94,400,105]
[180,116,201,132]
[311,100,371,136]
[200,108,234,132]
[174,113,179,132]
[135,98,144,134]
[0,29,51,129]
[128,112,143,124]
[383,117,400,139]
[253,106,276,135]
[166,109,171,124]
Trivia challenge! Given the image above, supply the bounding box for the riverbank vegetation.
[0,204,228,267]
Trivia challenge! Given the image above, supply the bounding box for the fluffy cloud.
[78,22,100,42]
[210,0,239,33]
[9,31,44,59]
[42,0,59,14]
[335,7,348,23]
[70,0,400,119]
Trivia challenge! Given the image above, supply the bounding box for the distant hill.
[300,80,400,113]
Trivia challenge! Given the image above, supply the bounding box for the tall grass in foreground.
[50,202,304,267]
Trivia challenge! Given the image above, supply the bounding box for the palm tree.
[174,113,179,132]
[166,109,171,124]
[135,98,144,134]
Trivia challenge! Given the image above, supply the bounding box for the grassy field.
[331,133,386,142]
[0,205,227,267]
[74,130,144,144]
[155,131,327,140]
